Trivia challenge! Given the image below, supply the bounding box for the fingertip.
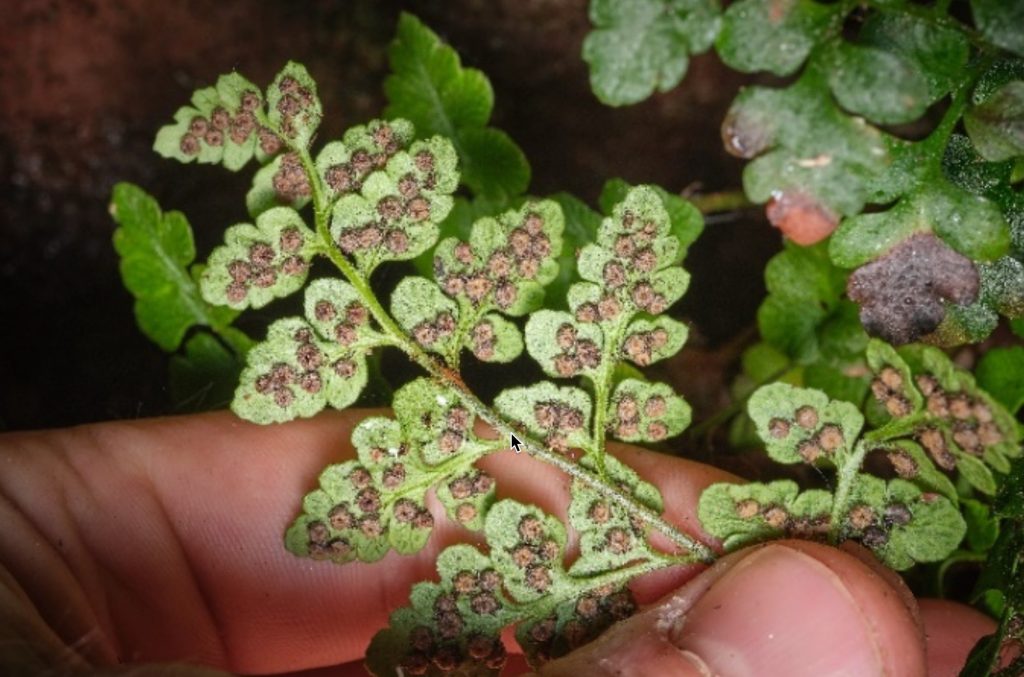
[918,598,997,677]
[540,540,928,677]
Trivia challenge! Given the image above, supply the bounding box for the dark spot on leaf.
[848,234,979,345]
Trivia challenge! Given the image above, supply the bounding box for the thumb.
[539,540,927,677]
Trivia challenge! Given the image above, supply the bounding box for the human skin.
[0,411,995,675]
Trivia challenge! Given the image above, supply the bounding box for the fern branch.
[295,146,715,563]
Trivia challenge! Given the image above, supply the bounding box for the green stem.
[829,410,928,540]
[687,190,755,215]
[460,385,716,562]
[591,376,611,478]
[295,148,716,563]
[516,549,699,620]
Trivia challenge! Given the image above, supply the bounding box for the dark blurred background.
[0,0,778,431]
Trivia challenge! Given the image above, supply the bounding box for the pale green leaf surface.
[245,153,311,218]
[843,476,966,570]
[232,279,382,423]
[748,382,863,466]
[598,179,704,258]
[526,310,606,380]
[494,383,593,453]
[465,314,524,363]
[153,71,270,171]
[391,378,491,466]
[315,118,416,204]
[607,379,691,443]
[201,207,319,310]
[568,455,663,575]
[872,439,958,502]
[434,200,565,320]
[232,317,369,424]
[330,135,459,274]
[266,62,322,150]
[391,277,461,358]
[698,480,833,551]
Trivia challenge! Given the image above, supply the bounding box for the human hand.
[0,411,995,676]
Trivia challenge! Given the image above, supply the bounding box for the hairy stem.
[515,549,695,622]
[828,440,871,541]
[589,320,629,479]
[296,147,715,563]
[828,410,929,539]
[461,385,716,562]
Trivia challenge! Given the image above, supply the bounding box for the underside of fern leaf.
[699,339,1022,570]
[146,49,711,674]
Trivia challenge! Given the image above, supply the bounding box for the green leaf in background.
[962,498,1001,553]
[385,13,530,202]
[583,0,720,106]
[758,241,850,363]
[824,42,930,125]
[976,346,1024,414]
[752,243,870,406]
[858,12,970,105]
[169,331,250,411]
[970,0,1024,57]
[833,180,1010,269]
[725,70,891,224]
[965,81,1024,163]
[111,183,239,351]
[820,9,970,128]
[716,0,838,77]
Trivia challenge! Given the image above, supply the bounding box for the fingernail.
[680,543,928,676]
[542,542,926,677]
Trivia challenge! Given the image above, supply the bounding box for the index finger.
[0,411,735,674]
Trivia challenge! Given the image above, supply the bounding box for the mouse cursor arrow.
[510,433,523,454]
